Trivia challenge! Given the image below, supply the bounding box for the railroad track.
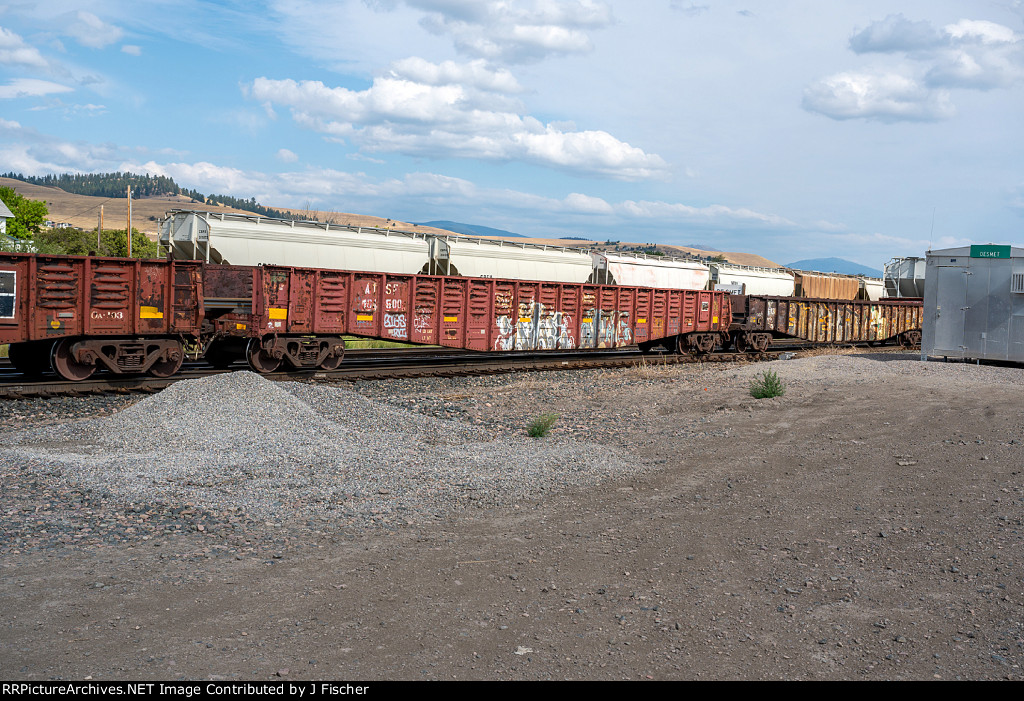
[0,342,917,400]
[0,345,782,399]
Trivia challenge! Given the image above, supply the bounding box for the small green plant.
[527,413,559,438]
[749,369,786,399]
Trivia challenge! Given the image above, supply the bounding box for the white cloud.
[821,230,973,254]
[248,66,667,180]
[617,200,795,227]
[849,14,944,54]
[845,15,1024,91]
[121,44,142,56]
[60,10,124,50]
[926,20,1024,89]
[0,136,124,175]
[944,19,1017,45]
[803,71,955,122]
[347,152,386,164]
[277,148,299,162]
[406,0,613,63]
[35,101,107,116]
[0,78,74,99]
[810,15,1024,121]
[0,26,48,68]
[390,57,522,93]
[129,160,266,197]
[669,3,710,17]
[105,156,788,236]
[563,192,613,214]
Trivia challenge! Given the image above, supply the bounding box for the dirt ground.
[1,353,1021,681]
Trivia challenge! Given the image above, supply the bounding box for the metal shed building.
[922,244,1024,362]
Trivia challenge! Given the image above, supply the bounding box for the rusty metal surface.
[214,267,732,353]
[793,272,861,300]
[738,295,923,343]
[4,252,733,376]
[0,252,202,344]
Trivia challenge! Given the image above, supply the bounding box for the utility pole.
[97,204,103,251]
[126,185,132,258]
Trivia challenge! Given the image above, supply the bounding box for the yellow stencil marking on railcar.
[637,318,647,324]
[356,314,373,321]
[235,323,247,330]
[712,316,718,324]
[268,307,288,320]
[50,319,60,329]
[582,317,593,323]
[444,316,459,322]
[140,306,163,319]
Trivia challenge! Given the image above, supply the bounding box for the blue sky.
[1,1,1023,267]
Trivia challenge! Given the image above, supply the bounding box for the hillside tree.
[0,186,48,239]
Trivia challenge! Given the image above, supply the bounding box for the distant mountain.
[786,257,883,278]
[417,220,524,238]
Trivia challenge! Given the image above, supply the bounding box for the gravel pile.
[0,372,637,531]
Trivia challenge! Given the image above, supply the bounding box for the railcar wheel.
[8,342,50,376]
[50,338,96,381]
[246,338,281,374]
[318,341,345,370]
[319,353,344,371]
[148,343,184,378]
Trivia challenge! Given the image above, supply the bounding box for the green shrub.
[527,413,559,438]
[749,369,786,399]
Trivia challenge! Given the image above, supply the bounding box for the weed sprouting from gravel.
[749,369,786,399]
[630,356,682,380]
[527,413,559,438]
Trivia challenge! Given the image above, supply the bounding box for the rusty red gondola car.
[0,254,203,380]
[0,252,732,381]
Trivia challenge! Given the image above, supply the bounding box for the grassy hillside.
[2,176,782,267]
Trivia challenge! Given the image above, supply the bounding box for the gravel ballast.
[0,371,638,532]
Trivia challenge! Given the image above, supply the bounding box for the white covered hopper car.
[591,252,710,290]
[159,210,431,274]
[159,210,595,283]
[159,210,717,288]
[710,263,795,296]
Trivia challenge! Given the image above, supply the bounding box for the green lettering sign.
[970,245,1011,259]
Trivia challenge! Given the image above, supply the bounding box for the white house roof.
[0,200,13,219]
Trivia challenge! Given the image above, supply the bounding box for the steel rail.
[0,342,916,400]
[0,346,770,399]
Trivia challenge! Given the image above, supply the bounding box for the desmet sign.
[970,245,1011,259]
